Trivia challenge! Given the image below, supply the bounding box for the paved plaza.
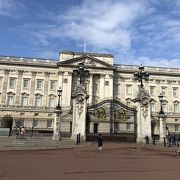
[0,142,180,180]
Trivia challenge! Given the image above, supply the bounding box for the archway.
[1,115,13,136]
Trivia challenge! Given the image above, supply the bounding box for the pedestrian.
[172,133,176,146]
[15,125,20,139]
[144,136,149,145]
[20,126,25,139]
[97,133,103,151]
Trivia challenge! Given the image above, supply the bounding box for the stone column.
[1,69,10,104]
[15,70,23,105]
[159,118,166,142]
[71,84,88,142]
[88,74,93,105]
[52,112,61,141]
[99,74,105,100]
[29,71,37,106]
[43,72,50,107]
[133,88,152,143]
[67,72,72,106]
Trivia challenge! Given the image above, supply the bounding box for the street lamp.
[134,64,149,88]
[53,87,62,141]
[73,62,89,84]
[57,87,62,112]
[158,93,166,146]
[158,93,165,117]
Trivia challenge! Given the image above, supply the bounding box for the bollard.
[163,137,166,147]
[78,133,81,144]
[153,136,155,145]
[76,134,79,145]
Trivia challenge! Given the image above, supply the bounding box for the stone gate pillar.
[133,87,152,143]
[71,84,88,142]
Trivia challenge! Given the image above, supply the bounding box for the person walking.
[97,133,103,151]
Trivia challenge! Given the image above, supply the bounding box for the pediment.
[57,55,114,69]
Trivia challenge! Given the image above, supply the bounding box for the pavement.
[0,141,180,180]
[0,136,90,150]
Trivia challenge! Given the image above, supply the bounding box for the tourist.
[97,133,103,151]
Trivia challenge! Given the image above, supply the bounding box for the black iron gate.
[86,99,137,142]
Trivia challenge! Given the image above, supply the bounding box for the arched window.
[48,94,55,109]
[35,93,43,108]
[7,92,15,106]
[173,101,179,113]
[21,93,29,107]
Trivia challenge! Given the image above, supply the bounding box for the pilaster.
[29,71,37,106]
[1,69,10,104]
[15,70,23,105]
[88,74,93,105]
[99,74,105,100]
[43,72,50,107]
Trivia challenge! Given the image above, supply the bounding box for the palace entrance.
[86,99,137,142]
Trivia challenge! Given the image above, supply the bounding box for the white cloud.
[14,0,180,67]
[19,0,150,51]
[0,0,23,16]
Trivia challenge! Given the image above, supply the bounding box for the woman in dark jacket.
[97,133,103,150]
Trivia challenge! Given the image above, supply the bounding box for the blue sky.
[0,0,180,67]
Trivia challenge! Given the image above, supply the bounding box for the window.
[150,86,155,96]
[126,123,131,130]
[173,87,178,97]
[47,119,52,128]
[7,95,14,106]
[94,83,99,92]
[161,87,167,96]
[126,85,132,95]
[150,103,155,112]
[174,103,179,113]
[162,103,167,112]
[49,97,54,108]
[175,125,179,132]
[21,96,28,106]
[114,84,119,94]
[36,80,43,90]
[23,79,29,89]
[9,78,16,88]
[33,119,38,127]
[50,80,56,90]
[35,96,42,107]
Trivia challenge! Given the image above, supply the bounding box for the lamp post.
[73,62,89,84]
[53,87,62,141]
[134,64,149,88]
[158,93,166,146]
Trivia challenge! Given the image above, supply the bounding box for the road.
[0,142,179,180]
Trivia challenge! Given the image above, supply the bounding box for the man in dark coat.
[97,133,103,150]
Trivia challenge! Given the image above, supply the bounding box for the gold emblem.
[114,108,127,121]
[95,107,106,120]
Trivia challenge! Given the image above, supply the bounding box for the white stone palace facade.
[0,50,180,138]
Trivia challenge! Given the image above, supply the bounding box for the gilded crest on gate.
[114,108,127,121]
[95,107,106,120]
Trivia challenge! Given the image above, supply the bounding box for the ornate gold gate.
[86,99,137,142]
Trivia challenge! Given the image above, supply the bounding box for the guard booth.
[86,99,137,142]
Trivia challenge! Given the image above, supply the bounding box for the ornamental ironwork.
[95,107,106,121]
[114,108,127,121]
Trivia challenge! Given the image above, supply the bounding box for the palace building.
[0,50,180,140]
